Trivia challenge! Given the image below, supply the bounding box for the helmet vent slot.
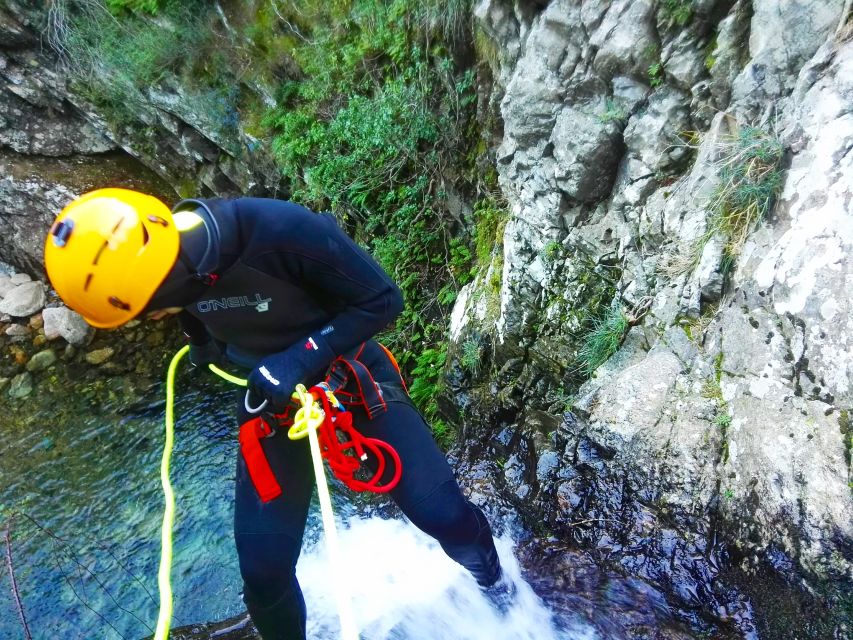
[140,224,150,246]
[84,273,93,291]
[93,240,108,265]
[147,215,169,227]
[108,296,131,311]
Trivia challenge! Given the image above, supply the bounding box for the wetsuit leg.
[353,397,502,587]
[234,399,315,640]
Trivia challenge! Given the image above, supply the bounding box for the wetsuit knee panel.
[236,531,301,603]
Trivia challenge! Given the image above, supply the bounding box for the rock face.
[452,0,853,636]
[0,1,281,277]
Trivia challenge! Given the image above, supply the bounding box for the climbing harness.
[155,344,404,639]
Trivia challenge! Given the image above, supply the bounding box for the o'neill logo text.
[197,294,272,313]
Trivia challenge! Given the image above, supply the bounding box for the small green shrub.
[598,98,628,124]
[578,300,629,375]
[544,240,562,261]
[409,344,447,407]
[715,412,732,429]
[460,338,481,374]
[648,62,664,88]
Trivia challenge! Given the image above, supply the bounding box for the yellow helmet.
[44,188,180,329]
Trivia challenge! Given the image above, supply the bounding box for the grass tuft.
[707,124,784,257]
[578,300,629,375]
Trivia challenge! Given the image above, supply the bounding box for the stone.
[26,349,57,372]
[0,281,45,317]
[536,450,561,484]
[8,371,33,398]
[0,276,15,298]
[730,0,845,115]
[4,323,28,337]
[9,272,31,284]
[42,306,92,346]
[551,103,624,202]
[85,347,115,365]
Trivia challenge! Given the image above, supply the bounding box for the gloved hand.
[189,339,222,368]
[247,333,335,412]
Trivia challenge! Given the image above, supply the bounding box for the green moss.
[473,199,509,265]
[704,34,719,71]
[660,0,694,27]
[713,351,724,383]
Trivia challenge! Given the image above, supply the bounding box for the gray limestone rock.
[42,306,93,346]
[0,275,15,298]
[730,0,846,116]
[0,280,44,317]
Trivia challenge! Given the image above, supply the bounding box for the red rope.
[311,386,402,494]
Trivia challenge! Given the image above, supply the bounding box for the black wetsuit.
[162,198,500,640]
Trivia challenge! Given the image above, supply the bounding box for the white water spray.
[298,518,597,640]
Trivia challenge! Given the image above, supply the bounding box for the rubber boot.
[244,582,307,640]
[438,504,502,587]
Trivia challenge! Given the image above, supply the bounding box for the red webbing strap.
[238,417,282,503]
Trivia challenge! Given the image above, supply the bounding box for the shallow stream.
[0,365,697,640]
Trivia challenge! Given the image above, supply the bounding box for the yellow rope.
[156,357,359,639]
[207,363,247,387]
[155,345,188,640]
[291,385,359,640]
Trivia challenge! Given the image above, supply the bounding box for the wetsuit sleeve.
[287,213,404,353]
[245,209,403,409]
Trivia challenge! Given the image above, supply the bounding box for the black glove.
[247,333,335,412]
[189,339,222,368]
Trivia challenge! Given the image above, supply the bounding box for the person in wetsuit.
[44,188,504,639]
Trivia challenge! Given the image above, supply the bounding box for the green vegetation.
[598,98,628,124]
[105,0,163,13]
[260,0,481,439]
[544,240,562,261]
[473,199,509,265]
[702,354,731,463]
[660,0,693,27]
[707,125,785,259]
[648,62,664,88]
[57,0,491,443]
[460,338,482,374]
[578,300,629,375]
